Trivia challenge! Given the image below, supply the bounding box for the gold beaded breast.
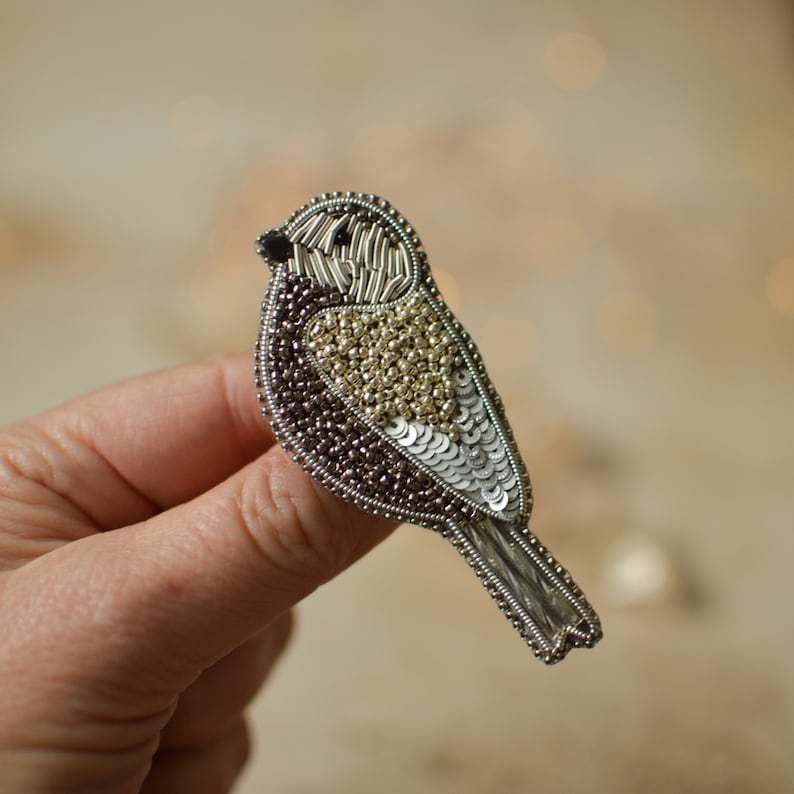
[306,294,464,438]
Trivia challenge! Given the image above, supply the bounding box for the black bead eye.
[263,234,293,263]
[334,225,352,246]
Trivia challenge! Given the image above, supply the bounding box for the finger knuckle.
[236,453,358,582]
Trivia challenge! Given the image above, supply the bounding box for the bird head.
[256,192,424,305]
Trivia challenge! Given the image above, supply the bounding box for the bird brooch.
[254,191,602,664]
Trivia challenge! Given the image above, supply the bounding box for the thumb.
[128,444,395,675]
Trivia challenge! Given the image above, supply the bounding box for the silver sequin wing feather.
[378,366,527,524]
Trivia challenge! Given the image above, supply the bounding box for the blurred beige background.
[2,1,793,792]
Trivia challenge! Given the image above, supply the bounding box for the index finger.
[12,352,275,529]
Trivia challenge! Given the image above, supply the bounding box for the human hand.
[0,353,394,793]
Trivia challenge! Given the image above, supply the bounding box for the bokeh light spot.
[600,535,685,608]
[543,32,607,92]
[766,255,794,320]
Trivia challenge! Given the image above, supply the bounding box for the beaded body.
[255,192,601,663]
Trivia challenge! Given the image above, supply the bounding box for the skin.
[0,352,394,793]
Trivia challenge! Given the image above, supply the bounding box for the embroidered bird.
[254,191,601,663]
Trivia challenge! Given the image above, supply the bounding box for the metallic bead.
[307,294,465,434]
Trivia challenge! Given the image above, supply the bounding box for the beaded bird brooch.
[255,192,601,663]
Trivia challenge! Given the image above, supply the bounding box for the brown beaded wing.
[254,192,601,664]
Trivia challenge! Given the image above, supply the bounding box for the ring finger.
[159,610,293,750]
